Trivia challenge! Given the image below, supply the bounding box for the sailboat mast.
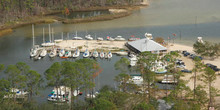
[32,24,34,47]
[67,33,69,40]
[43,27,45,43]
[52,28,54,43]
[49,24,51,42]
[61,32,63,40]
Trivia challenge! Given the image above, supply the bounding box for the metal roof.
[127,38,167,52]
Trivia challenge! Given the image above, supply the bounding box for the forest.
[0,0,143,26]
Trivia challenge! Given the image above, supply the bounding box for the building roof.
[127,38,167,52]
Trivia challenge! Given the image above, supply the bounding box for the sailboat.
[30,24,40,58]
[92,50,99,58]
[49,48,57,58]
[83,49,90,58]
[100,51,105,58]
[72,48,80,58]
[64,50,72,57]
[41,24,55,47]
[85,34,93,40]
[73,31,83,40]
[107,51,112,59]
[59,49,65,57]
[40,49,47,57]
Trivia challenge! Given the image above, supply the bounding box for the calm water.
[56,10,110,19]
[0,0,220,102]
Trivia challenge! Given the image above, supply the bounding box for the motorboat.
[4,88,28,98]
[161,75,178,84]
[151,61,167,74]
[59,49,65,57]
[92,50,99,58]
[40,49,47,57]
[72,48,80,58]
[73,31,83,40]
[47,86,80,102]
[100,51,105,58]
[129,75,143,86]
[97,37,104,41]
[114,36,126,41]
[85,34,93,40]
[49,48,57,58]
[107,51,112,59]
[83,49,90,58]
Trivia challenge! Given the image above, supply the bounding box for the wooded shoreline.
[0,5,147,37]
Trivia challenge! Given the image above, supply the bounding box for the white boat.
[41,25,55,47]
[129,75,143,86]
[49,48,57,58]
[85,92,99,98]
[114,36,126,41]
[72,48,80,58]
[129,54,137,66]
[115,51,128,56]
[83,49,90,58]
[40,49,47,57]
[30,25,40,57]
[64,51,72,57]
[30,45,40,57]
[4,88,28,98]
[106,36,115,41]
[97,37,104,41]
[100,51,105,58]
[47,86,81,102]
[107,51,112,59]
[151,61,167,74]
[73,31,83,40]
[161,75,178,84]
[92,50,99,58]
[59,49,65,57]
[85,34,93,40]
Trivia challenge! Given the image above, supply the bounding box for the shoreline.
[0,5,148,37]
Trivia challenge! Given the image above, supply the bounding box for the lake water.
[0,0,220,103]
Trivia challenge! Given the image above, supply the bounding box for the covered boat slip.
[126,38,167,54]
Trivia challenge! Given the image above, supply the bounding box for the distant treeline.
[0,0,143,25]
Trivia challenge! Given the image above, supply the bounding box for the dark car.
[184,52,190,57]
[181,69,192,73]
[206,63,219,72]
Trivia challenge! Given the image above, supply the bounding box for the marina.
[0,0,220,108]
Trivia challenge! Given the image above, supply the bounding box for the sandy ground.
[168,43,220,105]
[56,40,127,52]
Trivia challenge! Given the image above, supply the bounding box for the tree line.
[0,0,143,26]
[0,49,219,109]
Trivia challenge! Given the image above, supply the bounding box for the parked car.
[206,63,219,72]
[181,69,192,73]
[184,52,190,57]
